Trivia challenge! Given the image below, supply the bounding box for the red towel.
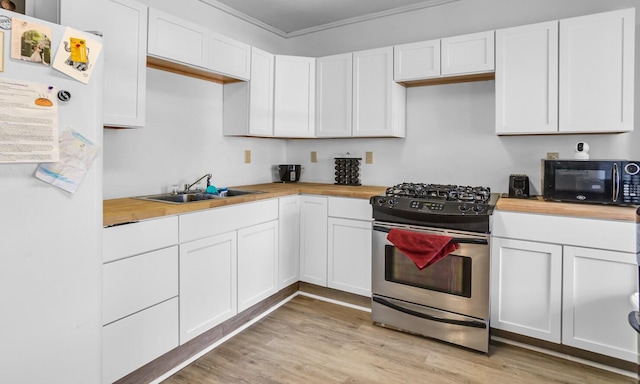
[387,229,459,270]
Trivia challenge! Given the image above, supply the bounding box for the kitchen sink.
[134,189,263,204]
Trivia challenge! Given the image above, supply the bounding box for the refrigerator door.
[0,9,103,384]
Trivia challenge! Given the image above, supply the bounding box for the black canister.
[278,164,301,182]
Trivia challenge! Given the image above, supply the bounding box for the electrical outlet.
[547,152,559,160]
[244,150,251,164]
[311,151,317,163]
[365,151,373,164]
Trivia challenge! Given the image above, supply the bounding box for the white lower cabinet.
[103,298,178,384]
[562,246,638,362]
[491,238,562,342]
[102,217,179,383]
[299,195,373,296]
[299,196,328,285]
[179,232,237,344]
[491,211,638,362]
[327,217,372,296]
[278,196,300,288]
[327,197,373,297]
[238,220,279,312]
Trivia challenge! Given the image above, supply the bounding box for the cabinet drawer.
[493,211,636,253]
[180,199,278,243]
[103,216,178,262]
[103,246,178,325]
[102,298,179,384]
[102,217,178,263]
[328,197,372,221]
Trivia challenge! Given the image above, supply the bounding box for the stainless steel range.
[370,183,499,353]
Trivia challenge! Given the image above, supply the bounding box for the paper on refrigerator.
[36,129,100,193]
[0,78,59,163]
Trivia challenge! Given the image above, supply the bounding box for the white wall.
[283,0,640,194]
[103,0,639,197]
[103,68,286,199]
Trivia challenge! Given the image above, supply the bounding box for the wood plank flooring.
[163,295,637,384]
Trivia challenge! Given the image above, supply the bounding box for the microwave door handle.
[612,163,620,202]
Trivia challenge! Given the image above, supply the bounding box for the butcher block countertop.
[496,195,637,222]
[103,182,387,227]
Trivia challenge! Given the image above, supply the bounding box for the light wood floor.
[163,295,637,384]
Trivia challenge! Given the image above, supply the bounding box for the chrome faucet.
[184,173,212,192]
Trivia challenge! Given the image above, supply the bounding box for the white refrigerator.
[0,9,103,384]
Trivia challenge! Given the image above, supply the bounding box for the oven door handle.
[373,297,487,329]
[373,225,488,245]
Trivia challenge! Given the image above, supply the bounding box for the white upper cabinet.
[316,53,353,137]
[353,47,406,138]
[224,47,275,136]
[495,21,559,134]
[496,8,635,135]
[148,8,208,68]
[394,31,494,83]
[441,31,495,76]
[147,8,251,83]
[559,8,635,133]
[60,0,148,128]
[274,55,316,138]
[103,0,147,128]
[207,31,251,81]
[393,39,441,82]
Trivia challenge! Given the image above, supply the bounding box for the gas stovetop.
[385,183,492,203]
[371,183,499,233]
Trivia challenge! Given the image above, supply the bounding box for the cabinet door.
[207,31,251,80]
[327,218,372,296]
[103,298,178,384]
[562,246,638,362]
[299,196,328,286]
[495,21,558,135]
[147,8,208,68]
[60,0,147,128]
[393,39,441,81]
[238,220,279,312]
[441,30,495,76]
[279,196,300,289]
[353,47,406,137]
[490,237,563,342]
[179,232,237,344]
[316,53,353,137]
[103,0,147,128]
[274,55,316,137]
[222,48,274,136]
[559,8,635,133]
[249,47,275,136]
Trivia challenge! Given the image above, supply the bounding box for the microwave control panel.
[622,162,640,204]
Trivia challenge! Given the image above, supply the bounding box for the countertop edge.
[496,196,637,222]
[103,183,386,227]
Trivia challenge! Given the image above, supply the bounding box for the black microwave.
[542,160,640,206]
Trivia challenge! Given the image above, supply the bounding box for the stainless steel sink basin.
[134,189,262,204]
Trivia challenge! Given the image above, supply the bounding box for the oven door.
[372,221,490,320]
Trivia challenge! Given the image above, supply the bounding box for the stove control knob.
[389,198,399,206]
[377,197,387,205]
[472,205,484,213]
[458,204,470,213]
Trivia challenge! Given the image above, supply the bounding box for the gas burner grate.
[386,183,491,204]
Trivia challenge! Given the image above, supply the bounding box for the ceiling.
[198,0,460,38]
